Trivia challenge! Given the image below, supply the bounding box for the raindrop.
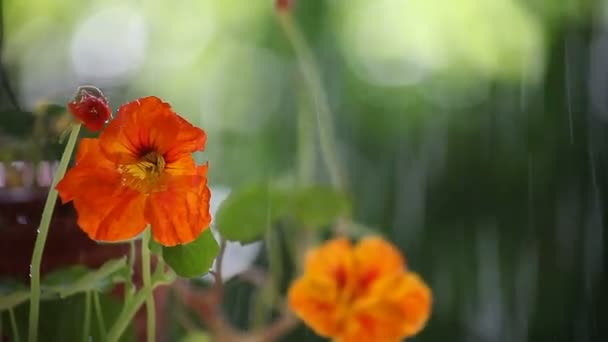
[16,215,28,225]
[29,265,33,278]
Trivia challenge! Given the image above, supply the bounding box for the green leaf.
[181,331,212,342]
[162,229,219,278]
[216,183,288,243]
[292,187,351,228]
[42,257,128,298]
[0,289,30,311]
[1,291,134,342]
[149,237,163,255]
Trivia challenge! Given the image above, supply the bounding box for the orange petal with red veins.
[396,272,432,337]
[288,276,341,338]
[74,188,148,242]
[56,137,148,242]
[353,236,406,289]
[349,271,432,340]
[99,96,180,164]
[304,238,354,284]
[145,165,211,246]
[165,115,206,163]
[56,139,115,203]
[289,238,356,338]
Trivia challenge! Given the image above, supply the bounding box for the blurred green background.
[1,0,607,341]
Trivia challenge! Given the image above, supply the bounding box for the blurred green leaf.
[0,291,134,342]
[0,278,49,310]
[42,257,127,298]
[162,229,218,278]
[292,187,351,228]
[180,331,212,342]
[216,183,288,243]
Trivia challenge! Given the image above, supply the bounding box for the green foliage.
[0,292,134,342]
[149,238,163,255]
[216,183,289,243]
[180,331,212,342]
[0,258,127,311]
[0,278,29,311]
[162,229,219,278]
[42,258,128,298]
[216,183,351,243]
[292,186,351,228]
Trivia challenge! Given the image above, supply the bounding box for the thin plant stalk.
[82,292,91,342]
[277,12,345,191]
[28,123,81,342]
[125,240,136,303]
[106,288,151,342]
[9,307,20,342]
[142,229,155,342]
[93,291,106,341]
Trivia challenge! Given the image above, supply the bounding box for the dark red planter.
[0,161,168,341]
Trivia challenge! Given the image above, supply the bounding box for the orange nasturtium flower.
[67,85,112,131]
[56,96,211,246]
[288,237,432,342]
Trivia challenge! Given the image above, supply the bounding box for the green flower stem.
[277,12,345,191]
[9,307,20,342]
[142,229,155,342]
[106,288,150,342]
[28,123,81,342]
[93,291,106,341]
[125,240,136,303]
[82,292,91,342]
[296,84,315,185]
[106,244,175,342]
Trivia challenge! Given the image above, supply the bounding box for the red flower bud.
[67,85,112,132]
[276,0,294,11]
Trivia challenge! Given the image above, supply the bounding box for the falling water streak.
[564,39,575,144]
[527,153,535,234]
[520,53,528,112]
[465,224,503,341]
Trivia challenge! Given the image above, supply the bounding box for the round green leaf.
[293,187,351,228]
[162,229,219,278]
[216,183,288,243]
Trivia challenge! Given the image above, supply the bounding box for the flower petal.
[349,272,432,340]
[99,96,180,164]
[56,138,147,242]
[304,238,354,284]
[353,236,405,291]
[145,165,211,246]
[74,188,148,242]
[164,115,206,163]
[395,272,432,337]
[288,276,341,338]
[99,96,205,166]
[56,138,115,203]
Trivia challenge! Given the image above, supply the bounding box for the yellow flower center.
[118,150,166,193]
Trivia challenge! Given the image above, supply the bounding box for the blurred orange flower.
[288,237,432,342]
[67,86,112,131]
[56,96,211,246]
